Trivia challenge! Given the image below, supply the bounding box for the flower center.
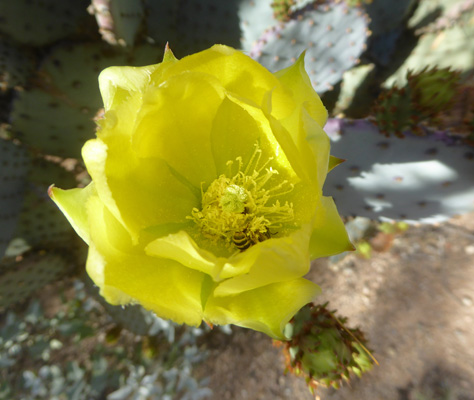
[189,144,295,251]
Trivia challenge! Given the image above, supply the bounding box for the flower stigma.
[189,144,295,251]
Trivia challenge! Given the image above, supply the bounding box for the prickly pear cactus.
[88,0,145,46]
[0,0,94,46]
[238,0,276,52]
[251,1,370,93]
[0,252,71,309]
[0,138,30,258]
[373,67,461,137]
[277,303,373,392]
[10,43,162,158]
[0,37,36,90]
[324,118,474,223]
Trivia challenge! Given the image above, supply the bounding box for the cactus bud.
[275,303,375,394]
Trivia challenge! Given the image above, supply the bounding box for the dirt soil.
[197,213,474,400]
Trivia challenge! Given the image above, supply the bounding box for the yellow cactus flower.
[50,45,353,339]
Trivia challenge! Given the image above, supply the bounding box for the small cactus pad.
[251,1,370,94]
[0,252,70,309]
[277,303,374,392]
[324,118,474,223]
[0,138,30,259]
[0,37,36,90]
[0,0,93,46]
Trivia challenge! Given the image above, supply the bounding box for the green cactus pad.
[12,158,78,251]
[324,118,474,223]
[0,37,36,90]
[0,0,93,46]
[0,252,70,309]
[0,138,30,258]
[251,1,370,93]
[10,43,162,158]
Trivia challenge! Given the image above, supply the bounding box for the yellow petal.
[85,193,204,325]
[215,223,313,295]
[145,230,225,279]
[204,278,321,339]
[274,52,328,127]
[132,71,225,188]
[48,183,96,244]
[99,47,177,111]
[83,138,199,243]
[309,196,354,259]
[159,44,280,107]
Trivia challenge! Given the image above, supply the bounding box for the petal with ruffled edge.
[48,183,97,245]
[309,196,354,259]
[204,278,321,339]
[158,45,281,109]
[85,193,205,325]
[99,46,178,111]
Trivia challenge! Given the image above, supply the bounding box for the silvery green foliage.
[0,280,211,400]
[324,119,474,223]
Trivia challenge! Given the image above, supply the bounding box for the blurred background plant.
[1,0,473,398]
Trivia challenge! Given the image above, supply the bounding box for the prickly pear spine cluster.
[275,303,374,394]
[270,0,295,21]
[373,67,461,137]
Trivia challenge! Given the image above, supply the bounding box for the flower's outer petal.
[329,155,345,172]
[48,183,96,245]
[158,45,281,107]
[145,230,224,280]
[204,278,321,339]
[99,46,178,111]
[273,52,327,127]
[83,138,199,243]
[301,108,330,189]
[215,223,313,295]
[132,71,225,188]
[86,193,204,325]
[309,196,354,259]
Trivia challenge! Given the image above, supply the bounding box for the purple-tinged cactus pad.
[251,1,369,93]
[324,119,474,223]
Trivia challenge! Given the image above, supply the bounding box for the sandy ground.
[197,213,474,400]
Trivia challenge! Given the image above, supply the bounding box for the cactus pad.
[0,139,30,259]
[0,0,93,46]
[0,37,36,90]
[10,43,162,158]
[324,118,474,223]
[251,1,370,93]
[238,0,276,52]
[0,252,70,309]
